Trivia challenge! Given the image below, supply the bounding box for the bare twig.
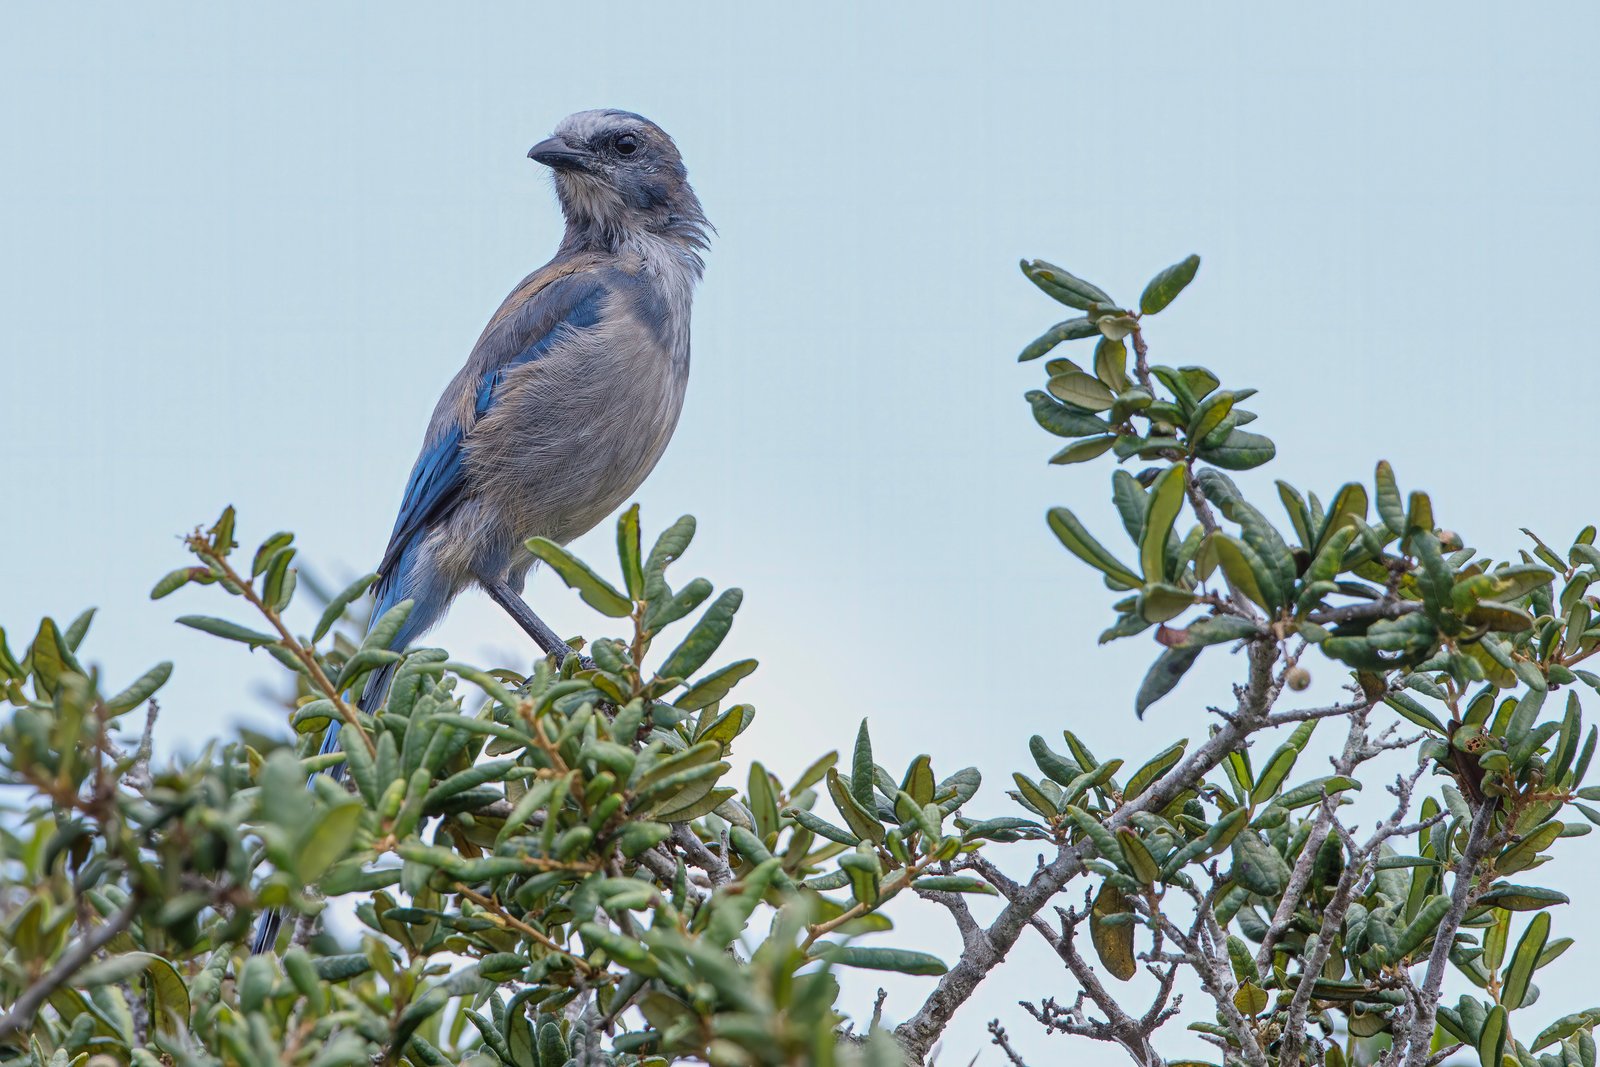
[988,1020,1031,1067]
[1024,907,1168,1067]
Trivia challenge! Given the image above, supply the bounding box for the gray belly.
[459,348,688,581]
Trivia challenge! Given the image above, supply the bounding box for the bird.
[249,109,710,955]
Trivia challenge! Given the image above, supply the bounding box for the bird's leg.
[478,574,585,665]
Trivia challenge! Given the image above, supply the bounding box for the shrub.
[3,255,1596,1067]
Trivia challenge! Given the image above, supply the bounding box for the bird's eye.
[615,133,639,156]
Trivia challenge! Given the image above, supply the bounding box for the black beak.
[527,136,590,171]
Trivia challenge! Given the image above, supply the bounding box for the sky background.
[5,4,1600,1063]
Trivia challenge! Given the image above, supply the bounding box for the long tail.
[248,570,423,955]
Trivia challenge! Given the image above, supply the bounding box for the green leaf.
[643,576,712,634]
[657,589,743,681]
[901,755,936,807]
[1140,464,1188,583]
[1231,832,1289,895]
[1136,647,1202,718]
[525,537,633,617]
[424,758,518,810]
[1140,255,1201,315]
[1208,534,1272,610]
[1249,721,1316,805]
[792,752,838,794]
[1475,884,1569,911]
[1196,429,1276,470]
[296,802,363,882]
[1227,935,1260,985]
[78,952,190,1037]
[313,573,379,643]
[1048,508,1142,589]
[1268,776,1360,810]
[826,768,885,845]
[1124,740,1187,800]
[1064,805,1124,865]
[787,806,859,845]
[1139,583,1195,624]
[1188,391,1235,446]
[1090,882,1138,981]
[1501,911,1549,1010]
[1496,821,1562,875]
[1304,524,1359,587]
[643,514,696,597]
[676,659,758,712]
[1234,982,1269,1017]
[1118,829,1162,886]
[1374,461,1404,532]
[911,874,997,895]
[1277,482,1313,548]
[1061,760,1123,809]
[175,615,277,647]
[1165,615,1262,649]
[104,662,173,715]
[1531,1010,1600,1052]
[1012,773,1057,818]
[1094,337,1129,392]
[815,945,947,976]
[1021,259,1114,311]
[1019,317,1100,362]
[1477,1005,1507,1067]
[617,503,645,599]
[1392,894,1450,961]
[1384,692,1447,734]
[1048,371,1117,412]
[150,567,195,600]
[850,720,877,813]
[1050,434,1117,465]
[1314,483,1369,558]
[1027,390,1113,438]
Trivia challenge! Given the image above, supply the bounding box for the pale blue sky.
[5,4,1600,1062]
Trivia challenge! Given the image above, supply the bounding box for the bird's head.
[529,110,709,257]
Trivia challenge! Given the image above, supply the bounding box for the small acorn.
[1286,666,1312,691]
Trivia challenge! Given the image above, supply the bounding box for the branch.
[895,642,1283,1063]
[0,896,139,1039]
[1024,906,1166,1067]
[1280,762,1431,1065]
[673,824,733,887]
[988,1020,1032,1067]
[1401,804,1495,1067]
[1306,600,1422,626]
[1256,705,1373,967]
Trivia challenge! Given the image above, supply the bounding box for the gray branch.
[896,642,1283,1063]
[1401,804,1496,1067]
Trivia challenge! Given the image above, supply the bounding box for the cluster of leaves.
[1,505,957,1067]
[998,255,1600,1067]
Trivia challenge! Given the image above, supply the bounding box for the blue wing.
[374,274,610,584]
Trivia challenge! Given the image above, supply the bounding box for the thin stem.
[194,538,375,757]
[453,883,599,977]
[802,860,929,951]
